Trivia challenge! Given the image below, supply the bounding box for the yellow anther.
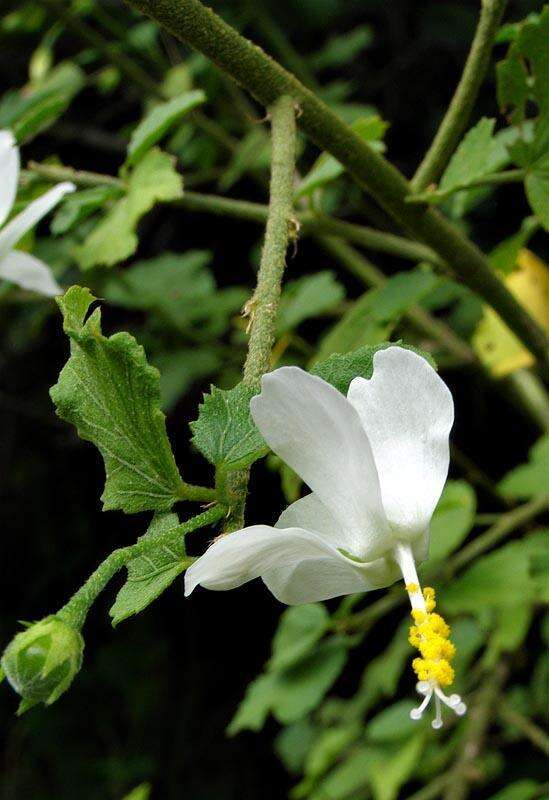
[408,586,456,688]
[405,583,419,594]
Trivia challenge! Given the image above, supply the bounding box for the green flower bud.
[1,616,84,714]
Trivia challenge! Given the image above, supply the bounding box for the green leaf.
[302,723,361,784]
[356,619,411,713]
[499,434,549,498]
[219,128,271,191]
[274,719,316,775]
[485,603,533,666]
[368,735,425,800]
[486,781,540,800]
[309,26,373,70]
[312,342,435,395]
[50,286,184,513]
[441,542,534,615]
[76,148,183,270]
[154,349,221,411]
[229,639,347,734]
[277,272,345,334]
[0,62,84,142]
[497,7,549,123]
[426,480,476,562]
[314,271,439,363]
[126,90,206,167]
[190,382,267,471]
[489,217,539,274]
[51,186,123,235]
[270,604,330,671]
[365,701,420,743]
[310,745,380,800]
[110,512,191,625]
[296,115,387,198]
[436,118,507,197]
[121,783,152,800]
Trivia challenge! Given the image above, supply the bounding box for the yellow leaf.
[472,249,549,377]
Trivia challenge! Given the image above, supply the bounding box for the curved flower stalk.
[0,130,75,296]
[186,346,466,727]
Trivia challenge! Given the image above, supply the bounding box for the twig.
[123,0,549,371]
[412,0,509,191]
[408,170,526,205]
[498,700,549,757]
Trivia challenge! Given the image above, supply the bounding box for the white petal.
[0,250,62,296]
[263,555,379,605]
[0,130,19,228]
[275,492,352,549]
[0,182,75,259]
[185,525,360,599]
[347,347,454,541]
[251,367,389,560]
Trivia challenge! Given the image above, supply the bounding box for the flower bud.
[1,616,84,714]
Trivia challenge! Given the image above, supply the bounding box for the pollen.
[408,587,455,687]
[405,583,419,593]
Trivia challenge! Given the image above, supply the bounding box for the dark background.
[0,0,545,797]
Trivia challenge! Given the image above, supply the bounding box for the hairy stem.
[57,505,225,629]
[412,0,509,191]
[242,96,297,388]
[124,0,548,370]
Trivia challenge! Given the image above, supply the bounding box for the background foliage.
[0,0,548,798]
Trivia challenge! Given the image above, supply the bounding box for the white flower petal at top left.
[0,129,75,296]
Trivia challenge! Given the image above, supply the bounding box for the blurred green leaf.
[365,701,420,743]
[51,186,123,235]
[296,116,387,198]
[0,62,84,142]
[489,217,539,274]
[50,286,183,513]
[76,149,183,270]
[486,781,540,800]
[309,26,373,71]
[427,480,476,562]
[126,90,206,167]
[219,128,271,191]
[110,513,191,626]
[270,604,330,671]
[369,734,425,800]
[274,719,316,775]
[190,382,267,471]
[499,434,549,499]
[154,349,221,411]
[441,542,534,614]
[277,272,345,334]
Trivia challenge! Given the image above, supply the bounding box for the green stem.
[178,481,218,502]
[498,700,549,757]
[24,162,436,266]
[123,0,549,370]
[57,505,225,630]
[221,95,296,532]
[242,96,297,388]
[340,494,548,632]
[412,0,509,191]
[403,774,451,800]
[408,169,527,204]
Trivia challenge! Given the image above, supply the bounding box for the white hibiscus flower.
[186,346,466,727]
[0,129,75,296]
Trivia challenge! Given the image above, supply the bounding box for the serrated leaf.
[51,186,123,235]
[489,217,539,274]
[427,480,476,562]
[50,286,184,513]
[126,90,206,167]
[277,272,344,334]
[190,382,267,471]
[110,512,191,625]
[499,433,549,498]
[312,342,435,395]
[76,148,183,270]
